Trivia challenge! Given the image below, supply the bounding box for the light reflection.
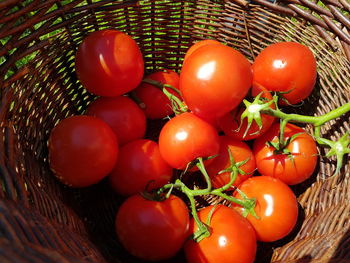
[99,53,112,76]
[218,235,227,247]
[273,59,287,69]
[175,130,188,141]
[197,61,216,80]
[263,194,274,217]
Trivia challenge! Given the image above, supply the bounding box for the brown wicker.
[0,0,349,262]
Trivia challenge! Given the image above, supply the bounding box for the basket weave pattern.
[0,0,349,262]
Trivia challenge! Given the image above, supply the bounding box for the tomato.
[252,42,317,104]
[180,43,252,119]
[253,123,318,185]
[233,176,298,242]
[218,84,275,141]
[158,112,220,170]
[86,96,146,146]
[133,69,181,119]
[109,139,172,196]
[75,29,144,97]
[48,115,118,187]
[184,205,257,263]
[206,136,256,189]
[183,39,222,62]
[116,194,190,261]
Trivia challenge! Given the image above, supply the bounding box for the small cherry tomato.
[180,43,252,119]
[75,29,144,97]
[252,42,317,104]
[233,176,298,242]
[159,112,220,170]
[184,205,257,263]
[116,194,190,261]
[133,69,180,119]
[86,96,146,146]
[48,115,118,187]
[218,84,275,141]
[206,136,256,189]
[109,139,172,196]
[253,123,318,185]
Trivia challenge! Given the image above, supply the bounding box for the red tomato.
[133,69,180,119]
[158,112,220,170]
[184,205,257,263]
[252,42,317,104]
[206,136,256,189]
[218,84,275,141]
[180,44,252,119]
[48,115,118,187]
[75,29,144,97]
[109,139,172,196]
[253,123,318,185]
[183,39,222,62]
[86,96,146,146]
[233,176,298,242]
[116,194,190,261]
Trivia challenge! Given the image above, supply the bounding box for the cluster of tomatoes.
[48,29,319,263]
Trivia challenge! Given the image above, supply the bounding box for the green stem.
[196,157,212,192]
[262,102,350,126]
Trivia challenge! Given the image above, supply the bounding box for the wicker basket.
[0,0,349,262]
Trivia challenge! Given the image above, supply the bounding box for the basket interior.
[0,0,350,262]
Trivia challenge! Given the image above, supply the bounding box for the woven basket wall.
[0,0,350,262]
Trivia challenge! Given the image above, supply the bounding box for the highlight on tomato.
[48,115,118,187]
[116,194,190,261]
[206,136,256,189]
[233,176,299,242]
[180,42,253,119]
[109,139,173,196]
[253,123,318,185]
[133,69,181,119]
[252,41,317,105]
[184,205,257,263]
[86,96,146,146]
[75,29,144,97]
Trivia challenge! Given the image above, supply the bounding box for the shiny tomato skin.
[234,176,298,242]
[252,42,317,104]
[183,39,222,62]
[48,115,118,187]
[253,123,318,185]
[75,29,144,97]
[116,194,190,261]
[206,136,256,189]
[109,139,172,196]
[218,85,275,141]
[180,44,253,119]
[86,96,146,146]
[133,69,180,119]
[184,205,257,263]
[158,112,220,170]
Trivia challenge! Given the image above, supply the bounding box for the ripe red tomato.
[158,112,220,170]
[75,29,144,97]
[184,205,257,263]
[180,43,252,119]
[218,84,275,141]
[183,39,222,62]
[253,123,318,185]
[206,136,256,189]
[133,69,180,119]
[252,42,317,104]
[116,194,190,261]
[86,96,146,146]
[233,176,298,242]
[48,115,118,187]
[109,139,172,196]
